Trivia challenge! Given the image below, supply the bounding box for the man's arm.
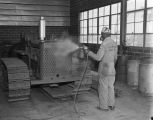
[88,44,105,61]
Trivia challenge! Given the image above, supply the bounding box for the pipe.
[73,53,89,117]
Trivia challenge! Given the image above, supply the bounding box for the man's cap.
[101,27,111,34]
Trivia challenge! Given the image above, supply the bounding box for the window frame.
[79,0,153,48]
[125,0,153,47]
[79,3,121,45]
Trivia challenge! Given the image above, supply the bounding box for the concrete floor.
[0,81,152,120]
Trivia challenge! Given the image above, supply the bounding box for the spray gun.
[78,45,88,59]
[73,45,89,117]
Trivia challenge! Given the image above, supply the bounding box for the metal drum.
[139,57,153,96]
[127,59,140,87]
[116,55,128,82]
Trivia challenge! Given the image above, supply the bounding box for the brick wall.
[0,26,69,44]
[124,46,153,59]
[0,26,69,57]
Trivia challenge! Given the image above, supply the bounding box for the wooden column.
[120,0,126,46]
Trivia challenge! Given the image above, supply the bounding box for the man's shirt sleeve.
[88,44,105,61]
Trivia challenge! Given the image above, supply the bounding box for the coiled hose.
[73,54,89,116]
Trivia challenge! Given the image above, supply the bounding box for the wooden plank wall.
[70,0,121,35]
[0,0,70,26]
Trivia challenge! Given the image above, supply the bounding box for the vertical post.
[39,16,46,42]
[87,11,89,44]
[120,0,127,47]
[109,5,112,30]
[143,0,147,47]
[97,8,99,44]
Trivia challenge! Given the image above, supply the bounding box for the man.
[85,27,118,111]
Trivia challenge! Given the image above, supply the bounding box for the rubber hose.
[73,54,89,115]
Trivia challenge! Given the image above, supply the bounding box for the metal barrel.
[139,57,153,96]
[127,59,140,87]
[116,55,128,82]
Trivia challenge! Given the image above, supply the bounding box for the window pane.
[147,0,153,8]
[127,23,134,33]
[80,28,84,34]
[135,22,143,33]
[147,21,153,33]
[111,3,118,14]
[83,35,87,43]
[80,13,83,20]
[89,10,93,18]
[98,35,102,44]
[104,16,109,26]
[118,15,120,24]
[111,35,120,45]
[99,7,104,16]
[135,11,144,22]
[99,26,103,34]
[105,5,110,15]
[112,35,119,44]
[118,3,121,13]
[84,28,87,34]
[118,24,120,34]
[89,19,93,26]
[127,0,135,11]
[84,11,87,19]
[93,9,98,17]
[145,34,153,47]
[80,36,83,43]
[93,27,97,34]
[99,17,104,26]
[84,20,87,27]
[126,34,135,46]
[111,25,118,34]
[89,27,93,34]
[147,9,153,21]
[93,35,97,43]
[134,34,143,46]
[136,0,145,10]
[112,15,117,24]
[80,21,83,27]
[111,35,117,43]
[93,18,97,26]
[112,24,120,34]
[116,35,120,45]
[88,35,93,43]
[127,12,134,23]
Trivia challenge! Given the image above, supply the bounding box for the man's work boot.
[108,106,115,110]
[96,106,109,112]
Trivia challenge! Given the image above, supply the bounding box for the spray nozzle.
[83,45,88,50]
[78,46,88,59]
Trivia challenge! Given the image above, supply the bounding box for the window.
[145,0,153,47]
[79,3,121,45]
[126,0,144,47]
[79,0,153,48]
[111,3,121,45]
[126,0,153,47]
[98,5,110,44]
[88,9,98,43]
[79,11,88,43]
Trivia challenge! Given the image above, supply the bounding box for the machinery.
[1,37,92,86]
[27,39,92,85]
[0,37,92,101]
[0,18,92,101]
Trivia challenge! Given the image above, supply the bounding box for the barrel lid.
[140,57,153,64]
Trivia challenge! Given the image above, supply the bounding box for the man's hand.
[83,45,89,54]
[83,45,88,50]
